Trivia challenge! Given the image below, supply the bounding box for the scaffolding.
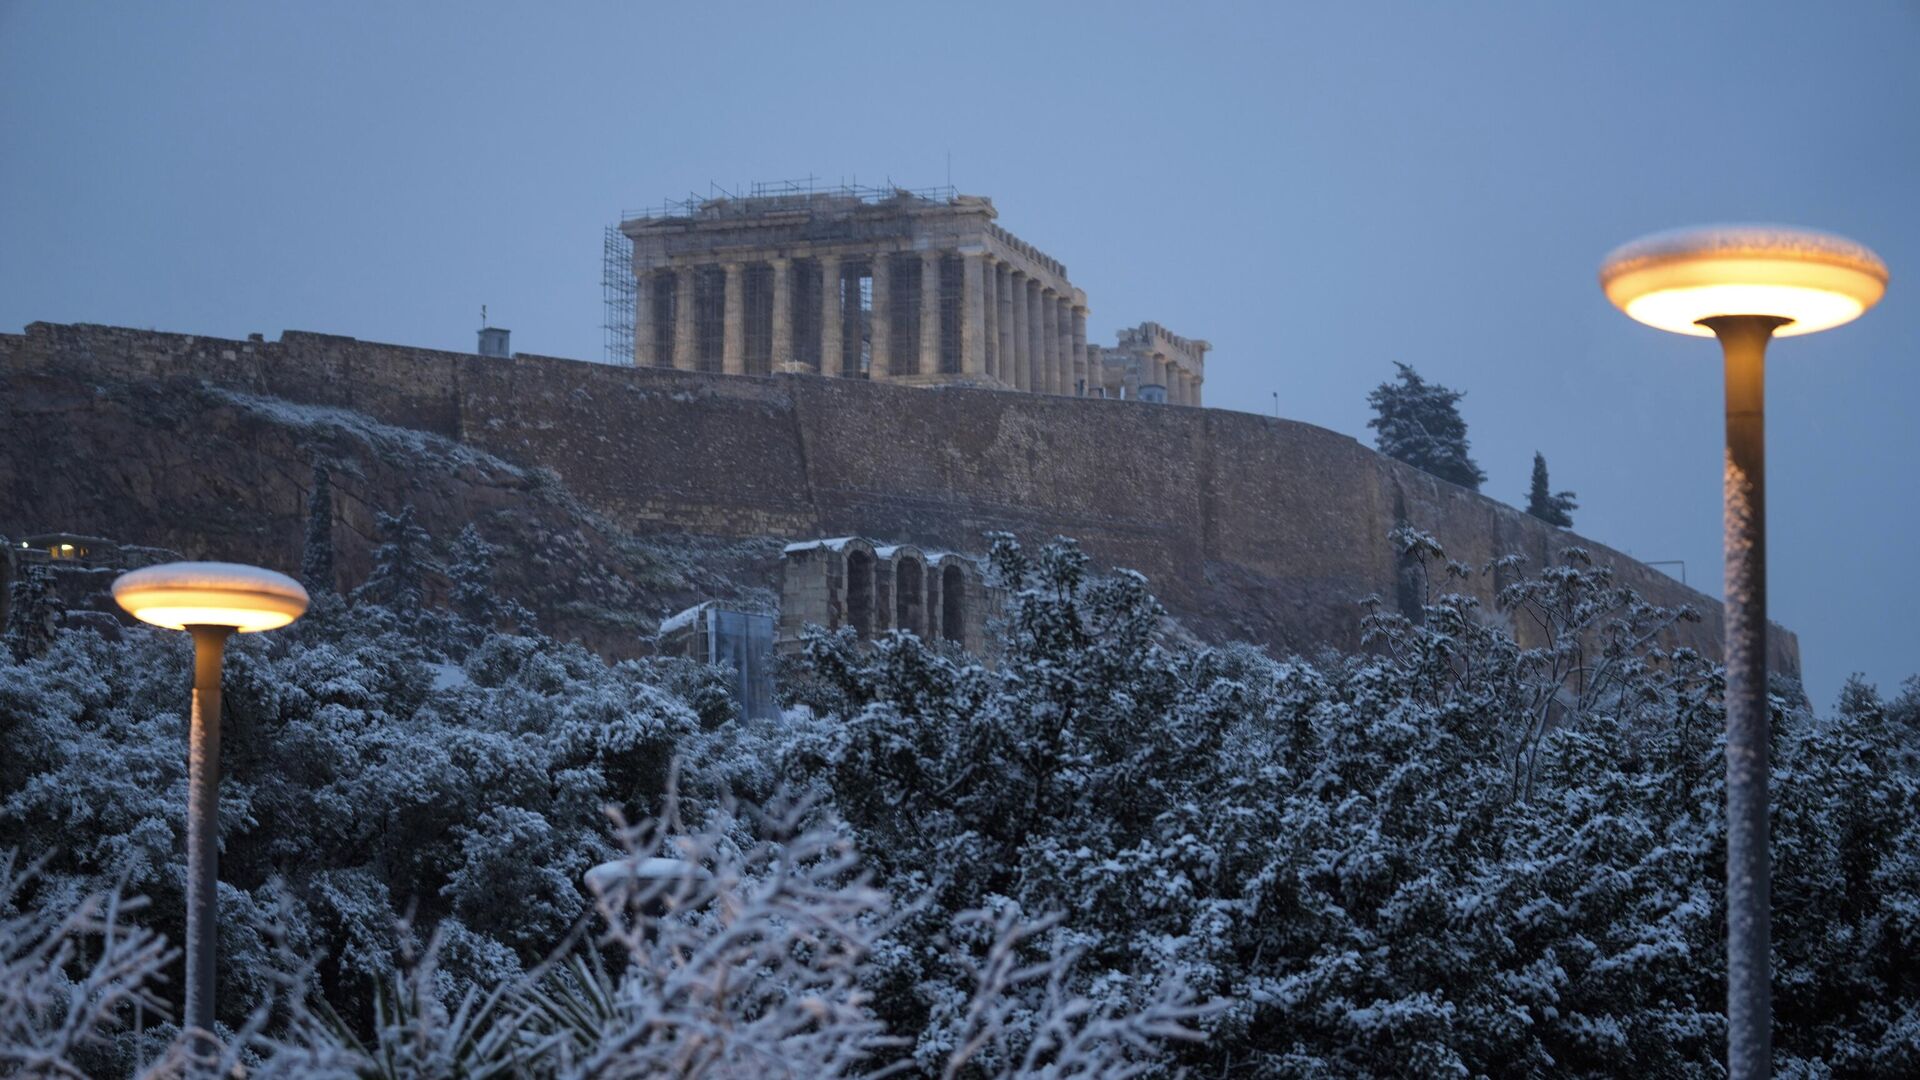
[601,226,636,365]
[606,177,972,374]
[743,263,773,375]
[887,253,918,376]
[620,176,960,224]
[939,253,963,374]
[694,266,727,372]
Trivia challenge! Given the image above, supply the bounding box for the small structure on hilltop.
[611,181,1206,403]
[2,532,180,641]
[777,537,1001,657]
[1092,322,1209,405]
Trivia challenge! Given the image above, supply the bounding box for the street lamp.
[111,562,309,1054]
[1599,225,1888,1079]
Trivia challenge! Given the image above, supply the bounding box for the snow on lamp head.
[1599,224,1888,338]
[112,561,309,633]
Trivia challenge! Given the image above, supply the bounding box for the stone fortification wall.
[0,322,1798,671]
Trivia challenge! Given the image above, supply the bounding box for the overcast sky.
[3,2,1915,706]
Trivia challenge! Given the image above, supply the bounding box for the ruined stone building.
[1093,322,1210,405]
[777,537,1000,657]
[616,184,1205,404]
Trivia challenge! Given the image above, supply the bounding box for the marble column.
[961,252,987,378]
[1026,278,1044,393]
[1040,290,1060,395]
[1009,271,1030,391]
[672,266,697,371]
[770,257,797,373]
[869,255,891,379]
[721,262,745,375]
[919,250,943,376]
[1070,304,1088,395]
[634,271,657,367]
[819,255,843,376]
[996,263,1015,387]
[1190,376,1203,407]
[1054,296,1072,395]
[981,258,999,381]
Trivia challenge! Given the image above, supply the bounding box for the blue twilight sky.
[3,2,1916,706]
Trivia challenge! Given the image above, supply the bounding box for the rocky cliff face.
[0,321,1799,673]
[1,360,776,655]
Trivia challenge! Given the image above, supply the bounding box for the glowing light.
[1600,225,1888,337]
[112,562,309,633]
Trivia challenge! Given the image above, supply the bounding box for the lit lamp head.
[112,561,309,633]
[1599,225,1888,337]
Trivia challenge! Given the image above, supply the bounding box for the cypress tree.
[302,460,335,593]
[1525,451,1578,527]
[449,523,497,626]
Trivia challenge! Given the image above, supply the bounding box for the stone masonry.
[1092,322,1210,405]
[619,186,1205,404]
[777,538,998,657]
[0,322,1799,674]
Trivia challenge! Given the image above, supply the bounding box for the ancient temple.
[617,185,1205,404]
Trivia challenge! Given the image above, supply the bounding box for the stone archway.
[941,563,966,644]
[895,557,924,637]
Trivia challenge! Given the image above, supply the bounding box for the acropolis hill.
[0,320,1798,673]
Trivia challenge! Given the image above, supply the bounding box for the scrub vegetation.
[3,528,1917,1077]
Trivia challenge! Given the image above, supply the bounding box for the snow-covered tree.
[5,529,1919,1076]
[1367,362,1487,491]
[300,459,334,594]
[0,851,175,1075]
[774,533,1920,1076]
[352,504,435,610]
[447,523,496,626]
[1525,450,1578,527]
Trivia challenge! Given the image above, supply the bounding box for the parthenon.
[617,184,1206,404]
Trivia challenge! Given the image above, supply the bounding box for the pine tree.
[353,504,435,609]
[1366,362,1487,491]
[1525,451,1578,527]
[449,523,497,626]
[302,459,335,593]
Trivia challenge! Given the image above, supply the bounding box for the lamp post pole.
[112,561,310,1069]
[1599,224,1888,1080]
[1705,314,1788,1080]
[184,625,232,1055]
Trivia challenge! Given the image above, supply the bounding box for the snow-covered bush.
[777,532,1920,1076]
[3,524,1917,1076]
[0,793,1207,1078]
[0,593,697,1058]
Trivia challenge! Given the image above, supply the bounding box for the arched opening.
[846,550,874,637]
[941,564,966,644]
[895,558,923,637]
